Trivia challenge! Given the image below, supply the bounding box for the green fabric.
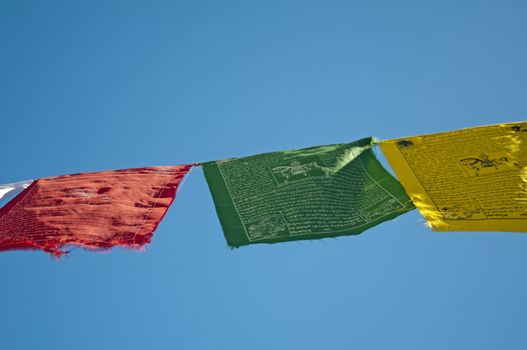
[203,137,415,247]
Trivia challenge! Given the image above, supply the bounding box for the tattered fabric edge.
[0,166,194,259]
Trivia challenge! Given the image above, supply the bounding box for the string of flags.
[1,122,525,257]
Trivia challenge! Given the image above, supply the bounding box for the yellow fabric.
[380,122,527,232]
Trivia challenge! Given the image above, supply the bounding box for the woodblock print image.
[269,155,330,185]
[395,136,425,150]
[440,199,486,220]
[458,152,520,177]
[511,123,527,133]
[246,215,290,241]
[358,198,401,222]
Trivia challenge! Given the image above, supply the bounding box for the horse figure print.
[459,153,520,176]
[270,155,330,185]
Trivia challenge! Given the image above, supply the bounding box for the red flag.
[0,165,192,257]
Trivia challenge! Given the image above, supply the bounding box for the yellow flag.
[380,122,527,232]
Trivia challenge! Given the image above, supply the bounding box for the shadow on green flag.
[203,137,415,247]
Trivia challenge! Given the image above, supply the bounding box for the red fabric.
[0,165,192,257]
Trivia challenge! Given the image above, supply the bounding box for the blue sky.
[1,1,526,349]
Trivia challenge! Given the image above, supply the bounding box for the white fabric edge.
[0,180,34,202]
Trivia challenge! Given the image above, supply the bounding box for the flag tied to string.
[380,122,527,232]
[203,137,415,247]
[0,165,192,257]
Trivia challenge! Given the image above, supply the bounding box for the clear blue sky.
[1,1,526,349]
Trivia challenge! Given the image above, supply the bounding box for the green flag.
[203,137,414,247]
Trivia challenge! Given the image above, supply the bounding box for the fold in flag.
[203,137,414,247]
[0,165,192,257]
[380,122,527,232]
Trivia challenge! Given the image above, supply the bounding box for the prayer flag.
[203,137,414,247]
[380,122,527,232]
[0,165,192,257]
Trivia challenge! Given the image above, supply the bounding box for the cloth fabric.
[0,180,33,205]
[380,122,527,232]
[203,137,414,247]
[0,165,192,257]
